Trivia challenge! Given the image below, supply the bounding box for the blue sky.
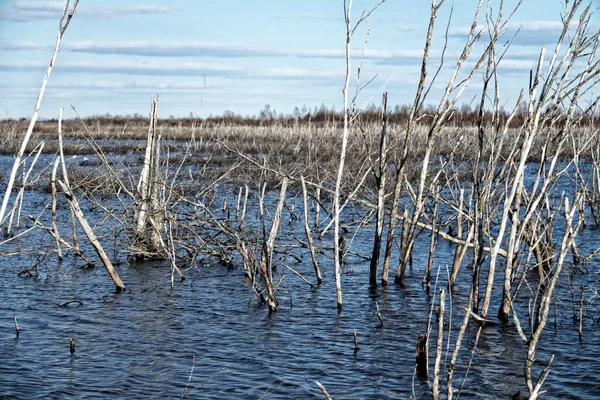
[0,0,595,119]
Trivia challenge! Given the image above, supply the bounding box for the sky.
[0,0,597,120]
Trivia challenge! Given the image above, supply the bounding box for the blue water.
[0,153,599,399]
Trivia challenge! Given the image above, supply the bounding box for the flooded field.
[3,0,600,398]
[0,149,599,399]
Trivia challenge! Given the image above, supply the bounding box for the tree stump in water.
[416,333,428,378]
[512,390,523,400]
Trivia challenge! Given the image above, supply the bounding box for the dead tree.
[132,97,165,258]
[0,0,79,226]
[369,92,388,286]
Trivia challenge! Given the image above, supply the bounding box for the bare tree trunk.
[332,0,354,312]
[447,287,474,400]
[51,157,63,260]
[57,176,125,291]
[55,106,124,291]
[381,169,402,286]
[449,189,471,289]
[395,208,410,284]
[301,176,322,284]
[136,97,158,238]
[432,289,445,400]
[382,0,441,285]
[369,92,388,287]
[481,48,546,319]
[526,196,579,399]
[416,333,428,379]
[259,178,288,313]
[313,186,321,229]
[0,1,79,225]
[423,188,439,291]
[150,132,163,251]
[5,143,44,235]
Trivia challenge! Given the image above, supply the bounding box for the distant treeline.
[7,102,600,129]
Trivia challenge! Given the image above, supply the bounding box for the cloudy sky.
[0,0,594,119]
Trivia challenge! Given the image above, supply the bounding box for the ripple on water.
[0,183,599,399]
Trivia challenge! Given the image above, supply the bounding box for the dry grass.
[1,119,597,198]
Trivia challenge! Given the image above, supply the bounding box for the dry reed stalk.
[147,216,184,279]
[0,0,79,225]
[0,209,45,254]
[301,176,322,284]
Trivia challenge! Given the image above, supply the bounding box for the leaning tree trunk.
[0,1,79,226]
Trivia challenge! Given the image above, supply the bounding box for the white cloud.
[82,5,172,17]
[64,40,429,63]
[1,1,173,21]
[0,39,40,50]
[271,12,401,25]
[273,13,342,22]
[12,1,62,10]
[0,59,342,81]
[68,41,289,58]
[448,20,579,46]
